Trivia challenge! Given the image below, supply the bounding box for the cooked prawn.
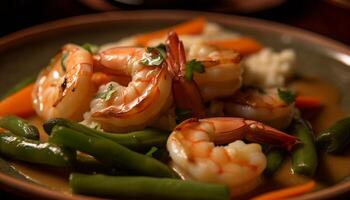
[167,117,298,196]
[87,47,172,132]
[32,44,94,121]
[188,43,243,101]
[165,32,206,118]
[224,88,295,129]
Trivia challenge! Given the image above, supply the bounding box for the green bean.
[44,118,168,150]
[316,116,350,153]
[1,75,36,99]
[70,173,230,200]
[265,148,286,176]
[0,115,39,140]
[291,120,318,176]
[49,126,175,178]
[0,131,72,167]
[74,155,127,175]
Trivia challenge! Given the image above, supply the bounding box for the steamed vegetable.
[136,17,206,46]
[206,37,262,55]
[252,181,315,200]
[44,118,168,150]
[49,126,174,177]
[295,96,322,109]
[0,115,39,140]
[1,75,36,100]
[0,84,35,117]
[70,173,230,200]
[74,155,127,175]
[265,148,286,176]
[291,120,318,176]
[0,131,72,167]
[316,116,350,153]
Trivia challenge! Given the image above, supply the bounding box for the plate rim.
[0,10,349,200]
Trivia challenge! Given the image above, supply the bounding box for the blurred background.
[0,0,349,45]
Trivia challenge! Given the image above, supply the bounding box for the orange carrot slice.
[0,84,35,118]
[136,17,206,46]
[295,96,322,109]
[206,37,263,55]
[252,181,316,200]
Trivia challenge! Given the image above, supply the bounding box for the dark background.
[0,0,350,199]
[0,0,350,45]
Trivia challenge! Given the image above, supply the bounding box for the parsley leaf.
[96,84,116,101]
[140,43,167,66]
[175,108,193,124]
[81,43,99,54]
[61,51,69,72]
[185,59,205,81]
[278,88,296,104]
[145,146,158,157]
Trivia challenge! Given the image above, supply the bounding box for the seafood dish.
[0,17,349,200]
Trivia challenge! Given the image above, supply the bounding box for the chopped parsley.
[140,43,167,66]
[81,43,99,54]
[185,59,205,81]
[61,51,69,72]
[175,108,193,124]
[145,146,158,157]
[96,84,116,101]
[278,88,296,104]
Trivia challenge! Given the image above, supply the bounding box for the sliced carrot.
[295,96,322,109]
[252,181,316,200]
[136,17,206,46]
[0,84,35,118]
[206,37,263,55]
[92,72,131,87]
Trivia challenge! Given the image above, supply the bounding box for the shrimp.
[166,32,206,118]
[32,44,94,121]
[188,43,243,101]
[167,117,298,196]
[224,88,295,129]
[87,47,173,132]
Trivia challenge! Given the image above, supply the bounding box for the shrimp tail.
[243,119,299,151]
[200,117,298,150]
[165,31,206,118]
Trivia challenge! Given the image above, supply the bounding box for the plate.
[0,10,350,200]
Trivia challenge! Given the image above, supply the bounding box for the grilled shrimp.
[167,117,297,196]
[188,43,243,101]
[87,47,172,132]
[32,44,94,121]
[224,88,295,129]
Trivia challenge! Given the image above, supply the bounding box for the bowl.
[0,10,349,200]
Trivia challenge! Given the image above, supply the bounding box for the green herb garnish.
[96,84,116,101]
[145,146,158,157]
[81,43,100,54]
[278,88,296,104]
[61,51,69,72]
[185,59,205,81]
[140,43,167,66]
[175,108,193,124]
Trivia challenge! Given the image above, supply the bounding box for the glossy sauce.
[8,77,350,198]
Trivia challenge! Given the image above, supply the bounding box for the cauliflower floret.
[243,48,296,88]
